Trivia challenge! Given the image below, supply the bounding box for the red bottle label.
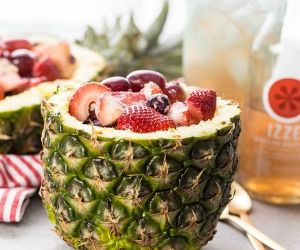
[263,78,300,123]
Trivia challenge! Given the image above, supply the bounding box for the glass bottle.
[239,1,300,204]
[183,0,283,108]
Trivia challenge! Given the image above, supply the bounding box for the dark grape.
[10,49,35,77]
[163,81,186,103]
[146,94,170,115]
[101,76,130,92]
[127,70,166,92]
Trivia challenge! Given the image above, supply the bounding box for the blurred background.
[0,0,186,41]
[0,0,299,41]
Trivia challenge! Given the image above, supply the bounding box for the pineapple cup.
[0,35,105,154]
[40,85,240,249]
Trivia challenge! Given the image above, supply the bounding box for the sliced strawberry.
[10,79,30,94]
[95,93,124,126]
[95,92,146,126]
[11,76,47,94]
[69,83,111,122]
[29,76,47,87]
[167,101,196,126]
[3,39,33,52]
[186,89,217,122]
[34,42,75,79]
[0,72,29,92]
[117,105,176,133]
[33,56,62,81]
[140,82,163,99]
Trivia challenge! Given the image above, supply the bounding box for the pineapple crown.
[76,0,182,79]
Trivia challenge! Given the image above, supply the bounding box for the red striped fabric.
[0,155,42,222]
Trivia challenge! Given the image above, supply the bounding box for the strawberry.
[33,56,62,81]
[69,83,110,122]
[140,82,163,99]
[29,76,48,87]
[2,39,33,52]
[11,76,47,94]
[167,101,196,126]
[95,92,146,126]
[0,72,29,92]
[117,105,176,133]
[186,89,217,122]
[34,42,75,79]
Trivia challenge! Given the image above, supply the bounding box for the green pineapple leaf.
[76,0,182,79]
[145,0,169,51]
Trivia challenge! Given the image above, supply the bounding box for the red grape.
[163,81,186,103]
[10,49,35,77]
[127,70,166,92]
[101,76,130,92]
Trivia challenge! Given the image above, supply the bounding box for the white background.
[0,0,186,41]
[0,0,299,43]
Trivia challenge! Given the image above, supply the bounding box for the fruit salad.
[69,70,217,133]
[0,35,104,154]
[0,38,75,98]
[41,72,240,249]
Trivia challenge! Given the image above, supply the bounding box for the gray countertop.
[0,195,299,250]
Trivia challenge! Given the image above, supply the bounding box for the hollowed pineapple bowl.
[0,35,105,154]
[40,82,240,249]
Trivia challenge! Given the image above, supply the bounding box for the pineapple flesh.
[40,85,240,249]
[0,37,105,154]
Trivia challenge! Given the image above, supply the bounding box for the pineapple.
[40,83,241,249]
[0,36,105,154]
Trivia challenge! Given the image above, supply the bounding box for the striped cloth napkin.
[0,155,43,222]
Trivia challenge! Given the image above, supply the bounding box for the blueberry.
[146,94,170,115]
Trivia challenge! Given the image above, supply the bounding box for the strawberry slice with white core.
[95,92,146,126]
[186,89,217,122]
[69,83,110,122]
[167,101,196,126]
[0,73,29,92]
[140,82,163,99]
[0,58,28,92]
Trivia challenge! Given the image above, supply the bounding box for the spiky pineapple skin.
[40,99,240,250]
[0,105,42,153]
